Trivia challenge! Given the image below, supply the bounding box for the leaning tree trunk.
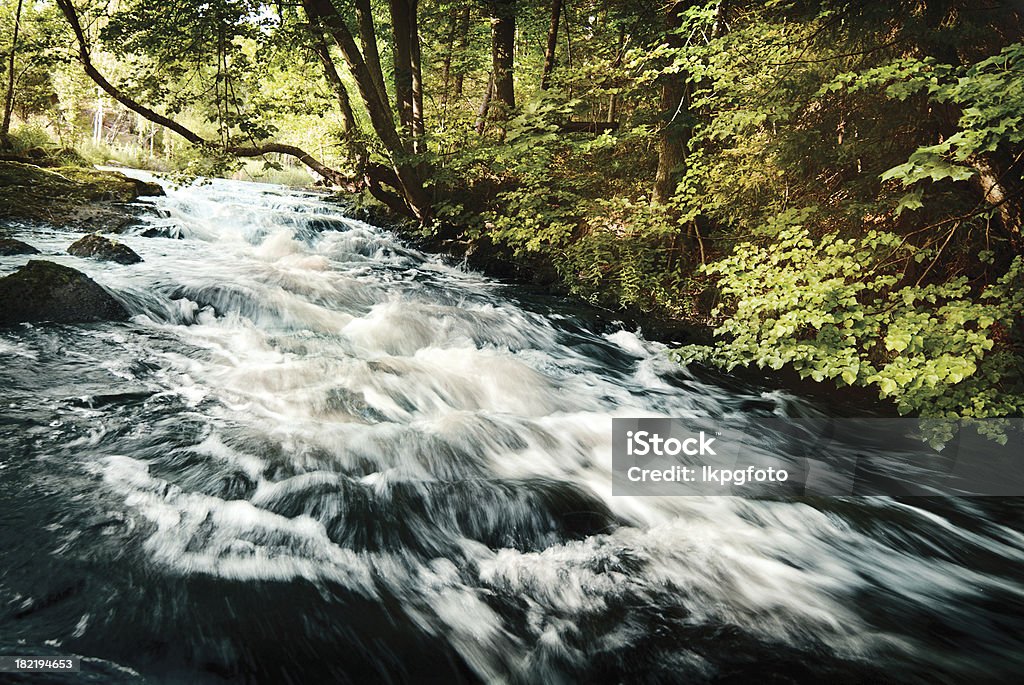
[475,73,494,135]
[354,0,389,111]
[57,0,432,222]
[56,0,357,185]
[310,32,357,137]
[303,0,432,222]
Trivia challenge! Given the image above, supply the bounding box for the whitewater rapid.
[1,175,1022,684]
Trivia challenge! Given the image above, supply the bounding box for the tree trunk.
[651,1,692,202]
[388,0,425,153]
[606,25,625,124]
[652,77,688,205]
[475,73,494,135]
[1,0,25,146]
[354,0,389,111]
[652,2,691,205]
[489,0,516,115]
[410,1,425,154]
[310,32,357,136]
[440,8,458,117]
[453,7,470,100]
[563,0,573,96]
[389,0,415,150]
[970,150,1024,252]
[540,0,562,90]
[303,0,432,222]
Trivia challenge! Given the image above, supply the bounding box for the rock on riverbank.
[0,161,163,233]
[0,238,41,255]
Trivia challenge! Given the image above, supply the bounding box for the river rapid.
[1,175,1022,684]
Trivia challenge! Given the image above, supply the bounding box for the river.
[1,176,1022,683]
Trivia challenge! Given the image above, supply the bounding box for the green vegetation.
[1,0,1021,423]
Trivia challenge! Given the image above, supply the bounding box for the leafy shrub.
[675,221,1024,432]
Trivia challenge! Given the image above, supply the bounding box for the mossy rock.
[48,165,163,202]
[0,161,163,228]
[0,260,129,325]
[68,233,143,264]
[0,238,41,256]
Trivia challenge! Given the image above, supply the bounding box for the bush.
[675,219,1024,435]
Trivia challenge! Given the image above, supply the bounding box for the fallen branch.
[559,121,619,134]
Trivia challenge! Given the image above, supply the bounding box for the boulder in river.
[0,238,41,256]
[0,260,129,325]
[68,233,143,264]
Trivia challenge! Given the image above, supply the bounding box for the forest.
[4,3,1024,683]
[2,0,1023,425]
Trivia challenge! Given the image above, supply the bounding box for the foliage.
[676,219,1024,427]
[829,42,1024,197]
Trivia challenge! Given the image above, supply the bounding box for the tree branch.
[55,0,356,189]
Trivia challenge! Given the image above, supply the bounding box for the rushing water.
[1,176,1022,684]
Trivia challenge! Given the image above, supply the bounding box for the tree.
[53,0,350,178]
[390,0,416,146]
[1,0,24,146]
[487,0,515,115]
[651,0,689,205]
[301,0,432,220]
[540,0,562,90]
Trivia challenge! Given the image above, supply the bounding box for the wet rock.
[68,233,143,264]
[73,206,141,234]
[306,216,350,232]
[0,260,128,325]
[0,238,40,256]
[129,177,165,197]
[139,225,183,239]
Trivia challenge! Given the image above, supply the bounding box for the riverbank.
[0,160,163,235]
